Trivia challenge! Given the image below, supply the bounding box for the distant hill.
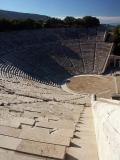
[0,10,50,21]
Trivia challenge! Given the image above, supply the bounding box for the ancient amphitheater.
[0,26,120,160]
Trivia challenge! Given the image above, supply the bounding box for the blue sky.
[0,0,120,23]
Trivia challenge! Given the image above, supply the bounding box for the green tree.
[0,16,101,31]
[75,18,84,27]
[64,16,76,27]
[35,20,44,28]
[0,19,12,31]
[44,18,64,28]
[21,19,36,29]
[83,16,100,27]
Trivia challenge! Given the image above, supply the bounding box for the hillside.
[0,10,50,21]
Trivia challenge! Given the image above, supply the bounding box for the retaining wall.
[91,97,120,160]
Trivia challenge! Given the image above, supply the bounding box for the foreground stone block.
[0,119,20,128]
[0,125,21,137]
[66,147,98,160]
[23,110,42,119]
[13,117,35,126]
[12,152,52,160]
[19,127,70,146]
[36,119,75,129]
[17,139,66,159]
[0,147,54,160]
[0,148,14,160]
[50,128,74,138]
[0,135,21,150]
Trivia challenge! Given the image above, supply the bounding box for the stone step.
[67,107,98,160]
[0,148,14,160]
[0,135,21,150]
[13,152,54,160]
[36,119,75,130]
[66,147,98,160]
[0,117,35,128]
[74,131,96,138]
[0,135,66,160]
[19,127,71,146]
[0,125,21,137]
[17,139,66,160]
[50,128,74,138]
[0,119,20,128]
[0,148,53,160]
[71,138,97,148]
[0,125,71,146]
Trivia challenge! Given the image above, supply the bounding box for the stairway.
[66,106,98,160]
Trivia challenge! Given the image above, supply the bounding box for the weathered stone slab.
[23,110,42,119]
[0,108,9,118]
[19,127,70,146]
[12,152,48,160]
[47,115,60,121]
[75,124,95,132]
[0,148,14,160]
[0,135,21,150]
[21,125,49,134]
[0,126,21,137]
[24,107,43,113]
[36,120,75,130]
[17,139,66,159]
[0,119,20,128]
[37,117,48,122]
[50,128,74,138]
[66,147,98,160]
[9,106,24,113]
[13,117,35,126]
[71,138,97,148]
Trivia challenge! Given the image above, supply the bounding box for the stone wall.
[91,97,120,160]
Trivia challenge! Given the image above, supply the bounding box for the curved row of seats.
[0,65,88,160]
[52,41,113,74]
[0,26,106,46]
[0,26,109,160]
[0,26,113,86]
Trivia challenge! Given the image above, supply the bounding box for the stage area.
[67,75,116,98]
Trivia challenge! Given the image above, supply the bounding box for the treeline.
[113,25,120,55]
[0,19,44,31]
[44,16,100,28]
[0,16,100,32]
